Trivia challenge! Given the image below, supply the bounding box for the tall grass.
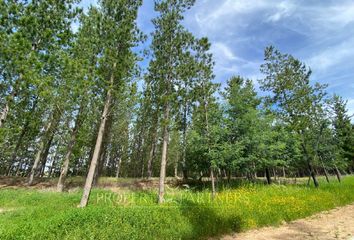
[0,176,353,239]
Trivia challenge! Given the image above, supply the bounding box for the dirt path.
[222,204,354,240]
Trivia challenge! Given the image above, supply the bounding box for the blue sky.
[80,0,354,117]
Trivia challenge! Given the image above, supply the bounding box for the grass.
[0,176,354,239]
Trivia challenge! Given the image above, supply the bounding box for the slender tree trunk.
[95,114,113,183]
[158,103,170,204]
[7,120,30,175]
[141,154,145,179]
[174,160,178,178]
[48,143,60,178]
[79,64,115,208]
[210,168,216,199]
[308,161,319,187]
[334,165,342,183]
[201,82,215,199]
[307,175,311,186]
[265,167,272,184]
[0,88,17,128]
[320,157,330,183]
[0,101,9,128]
[28,107,60,185]
[227,169,231,183]
[28,138,46,185]
[93,150,104,187]
[323,168,330,183]
[301,142,319,187]
[38,132,55,177]
[147,130,157,179]
[15,159,25,176]
[252,162,257,179]
[181,101,188,180]
[116,155,122,179]
[135,136,143,178]
[57,106,83,192]
[272,168,277,181]
[1,72,25,128]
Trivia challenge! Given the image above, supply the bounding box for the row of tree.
[1,0,353,206]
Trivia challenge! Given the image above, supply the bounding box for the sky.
[80,0,354,118]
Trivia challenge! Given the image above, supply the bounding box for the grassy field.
[0,176,353,239]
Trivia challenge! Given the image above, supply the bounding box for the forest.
[1,1,354,239]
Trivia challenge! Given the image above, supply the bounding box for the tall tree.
[260,46,328,187]
[79,0,142,207]
[331,95,354,167]
[223,76,262,180]
[149,0,196,203]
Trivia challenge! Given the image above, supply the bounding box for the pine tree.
[79,0,142,207]
[149,0,196,203]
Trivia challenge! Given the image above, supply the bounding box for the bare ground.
[221,204,354,240]
[0,208,15,214]
[0,176,180,191]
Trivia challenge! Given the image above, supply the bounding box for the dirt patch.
[0,176,180,192]
[0,208,15,214]
[221,204,354,240]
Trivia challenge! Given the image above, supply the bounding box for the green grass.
[0,176,354,240]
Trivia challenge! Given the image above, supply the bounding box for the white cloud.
[306,37,354,72]
[212,42,241,61]
[313,2,354,28]
[266,1,296,22]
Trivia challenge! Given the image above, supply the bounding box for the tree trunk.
[95,114,113,183]
[0,90,16,128]
[181,101,188,180]
[8,95,38,175]
[141,155,145,179]
[28,107,60,185]
[0,73,24,128]
[308,161,319,187]
[227,169,231,183]
[174,160,178,178]
[272,168,277,181]
[57,106,83,192]
[265,167,272,184]
[301,142,319,188]
[38,132,55,177]
[79,64,115,208]
[210,168,216,199]
[201,80,215,199]
[158,103,170,204]
[0,101,9,128]
[147,130,157,179]
[323,168,330,183]
[92,145,106,186]
[320,157,330,183]
[334,165,342,183]
[7,120,30,175]
[135,136,143,178]
[28,137,46,185]
[48,142,60,178]
[116,155,122,178]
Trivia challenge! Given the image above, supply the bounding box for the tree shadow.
[178,200,243,239]
[178,178,268,192]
